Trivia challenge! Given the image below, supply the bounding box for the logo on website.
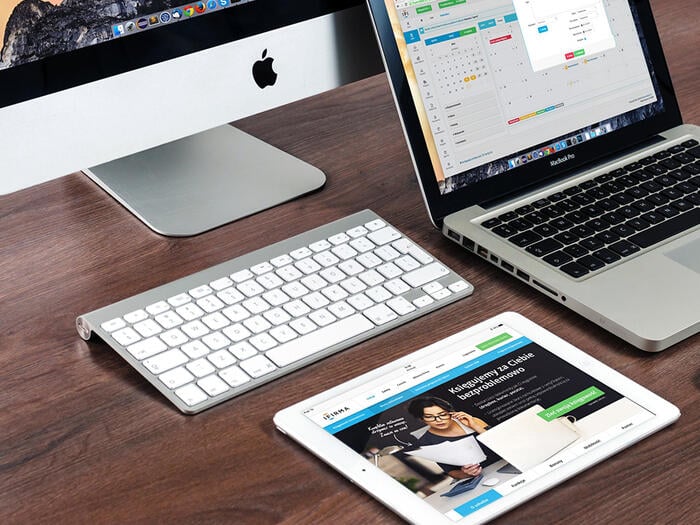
[183,5,195,17]
[172,8,183,20]
[195,2,207,13]
[322,406,352,421]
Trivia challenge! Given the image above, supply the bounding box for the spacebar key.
[266,314,375,367]
[629,208,700,248]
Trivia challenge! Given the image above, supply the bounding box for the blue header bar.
[324,337,532,433]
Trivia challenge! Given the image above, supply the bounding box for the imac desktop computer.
[0,0,383,235]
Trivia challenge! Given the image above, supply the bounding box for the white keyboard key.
[328,300,355,319]
[167,294,191,308]
[198,375,230,397]
[347,225,369,238]
[449,280,471,293]
[282,281,309,299]
[222,323,253,342]
[295,257,322,275]
[154,311,184,330]
[283,299,311,317]
[134,319,163,338]
[101,317,125,333]
[431,288,453,300]
[250,333,278,352]
[176,303,205,321]
[340,277,367,295]
[160,328,189,347]
[413,295,435,308]
[270,325,298,343]
[358,269,384,287]
[181,340,209,359]
[124,309,149,324]
[207,349,237,368]
[112,327,141,346]
[391,238,413,254]
[158,366,194,390]
[377,262,403,279]
[363,303,398,325]
[313,251,339,267]
[159,366,194,389]
[197,295,225,313]
[364,218,386,231]
[365,286,392,303]
[181,320,210,339]
[290,316,318,335]
[242,296,271,315]
[321,284,348,302]
[188,285,212,300]
[328,232,350,245]
[319,266,347,283]
[231,269,254,283]
[402,262,449,287]
[356,252,383,268]
[290,247,313,260]
[187,358,216,378]
[202,331,231,351]
[257,273,284,290]
[126,337,168,360]
[263,289,291,307]
[210,277,233,291]
[349,237,375,253]
[270,254,293,267]
[338,259,364,276]
[375,245,400,261]
[332,243,358,260]
[237,280,265,298]
[309,308,337,327]
[175,383,208,406]
[243,315,272,334]
[300,274,328,291]
[263,307,292,326]
[143,348,188,374]
[347,293,374,311]
[276,265,303,282]
[219,365,251,388]
[386,297,417,316]
[384,278,410,295]
[251,262,274,275]
[229,342,258,360]
[239,355,277,378]
[266,314,374,367]
[302,291,330,309]
[146,301,170,316]
[201,312,230,331]
[423,281,443,294]
[222,304,250,323]
[409,245,433,265]
[395,255,420,272]
[309,239,332,252]
[367,226,401,246]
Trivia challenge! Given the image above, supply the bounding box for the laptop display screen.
[369,0,682,218]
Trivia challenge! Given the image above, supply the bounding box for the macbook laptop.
[367,0,699,351]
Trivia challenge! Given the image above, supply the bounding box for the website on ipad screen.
[303,322,654,520]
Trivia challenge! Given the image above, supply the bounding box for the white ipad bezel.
[273,312,680,524]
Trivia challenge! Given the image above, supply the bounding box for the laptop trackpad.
[666,238,700,274]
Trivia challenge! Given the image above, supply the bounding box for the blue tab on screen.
[454,490,503,516]
[404,30,421,43]
[478,19,496,30]
[504,13,518,23]
[538,25,549,33]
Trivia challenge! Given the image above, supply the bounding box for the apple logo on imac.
[252,49,277,88]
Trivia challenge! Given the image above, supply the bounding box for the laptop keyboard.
[481,139,700,278]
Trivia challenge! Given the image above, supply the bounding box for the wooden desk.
[1,1,697,522]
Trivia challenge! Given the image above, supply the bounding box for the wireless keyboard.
[77,210,473,414]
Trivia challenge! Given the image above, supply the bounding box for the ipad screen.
[301,320,655,521]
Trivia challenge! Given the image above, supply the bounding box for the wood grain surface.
[0,0,697,523]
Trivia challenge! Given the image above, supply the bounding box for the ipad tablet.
[274,312,680,524]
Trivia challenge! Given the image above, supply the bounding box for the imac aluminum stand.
[84,125,326,236]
